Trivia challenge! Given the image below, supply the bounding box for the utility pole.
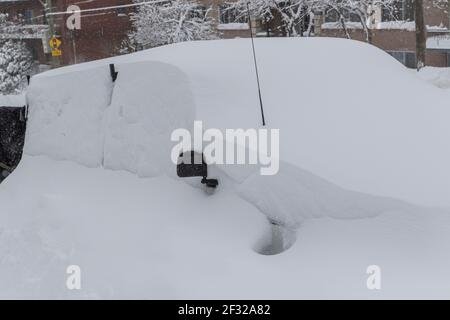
[414,0,426,71]
[45,0,60,68]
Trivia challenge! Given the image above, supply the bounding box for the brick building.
[51,0,132,65]
[0,0,449,68]
[0,0,133,65]
[317,0,450,67]
[0,0,49,64]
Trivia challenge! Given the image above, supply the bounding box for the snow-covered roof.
[321,21,363,30]
[321,21,416,31]
[0,24,48,40]
[376,21,415,31]
[217,23,249,31]
[428,25,450,33]
[322,21,449,33]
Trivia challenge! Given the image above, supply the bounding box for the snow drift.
[3,155,450,299]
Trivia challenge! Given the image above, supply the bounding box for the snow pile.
[417,66,450,89]
[0,155,268,299]
[1,155,450,299]
[103,62,195,177]
[236,162,411,226]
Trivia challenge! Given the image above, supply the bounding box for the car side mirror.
[177,151,207,178]
[177,151,219,190]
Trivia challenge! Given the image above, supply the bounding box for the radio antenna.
[246,2,266,126]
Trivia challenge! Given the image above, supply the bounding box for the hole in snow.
[254,219,297,256]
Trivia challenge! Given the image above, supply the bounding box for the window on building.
[219,4,247,24]
[324,9,338,23]
[116,7,128,16]
[19,9,33,24]
[189,6,207,19]
[324,9,361,23]
[388,51,416,68]
[382,0,414,21]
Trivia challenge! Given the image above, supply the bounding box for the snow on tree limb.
[228,0,400,42]
[125,0,217,50]
[0,14,34,94]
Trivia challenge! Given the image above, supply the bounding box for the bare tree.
[229,0,397,42]
[126,0,217,51]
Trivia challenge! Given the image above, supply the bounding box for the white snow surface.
[1,38,450,298]
[417,66,450,89]
[2,155,450,299]
[0,93,26,107]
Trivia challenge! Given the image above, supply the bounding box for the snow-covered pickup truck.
[1,38,450,299]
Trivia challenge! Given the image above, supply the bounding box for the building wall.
[0,0,48,64]
[320,0,450,67]
[2,0,251,66]
[0,0,45,24]
[321,28,448,67]
[201,0,251,38]
[51,0,132,65]
[51,0,250,65]
[2,0,449,67]
[424,1,449,27]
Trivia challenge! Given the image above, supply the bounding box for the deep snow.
[31,37,450,208]
[1,38,450,298]
[2,155,450,299]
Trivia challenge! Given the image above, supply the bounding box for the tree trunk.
[414,0,426,71]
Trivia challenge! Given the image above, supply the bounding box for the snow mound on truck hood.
[35,37,450,209]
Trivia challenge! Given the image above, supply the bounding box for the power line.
[32,0,166,21]
[47,0,167,16]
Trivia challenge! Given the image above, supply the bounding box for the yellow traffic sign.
[49,36,62,49]
[51,48,62,57]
